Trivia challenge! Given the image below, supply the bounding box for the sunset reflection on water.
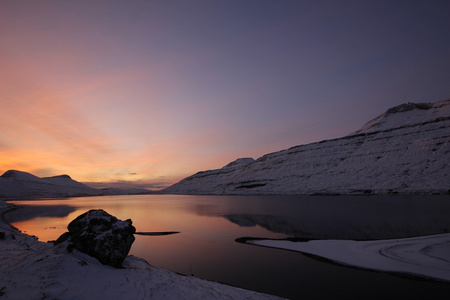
[7,195,288,276]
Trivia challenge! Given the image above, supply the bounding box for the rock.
[56,209,136,268]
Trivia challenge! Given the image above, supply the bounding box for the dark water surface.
[7,194,450,299]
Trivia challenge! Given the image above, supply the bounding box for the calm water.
[6,194,450,299]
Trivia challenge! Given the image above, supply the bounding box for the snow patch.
[248,234,450,282]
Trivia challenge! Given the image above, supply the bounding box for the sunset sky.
[1,0,450,189]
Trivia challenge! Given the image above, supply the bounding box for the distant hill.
[0,170,152,199]
[163,99,450,195]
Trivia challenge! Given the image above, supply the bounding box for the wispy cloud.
[83,179,171,190]
[0,76,120,178]
[2,83,111,151]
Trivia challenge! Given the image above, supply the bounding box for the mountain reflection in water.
[223,196,450,240]
[4,204,76,223]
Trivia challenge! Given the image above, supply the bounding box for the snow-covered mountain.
[0,170,102,199]
[0,170,152,199]
[163,99,450,195]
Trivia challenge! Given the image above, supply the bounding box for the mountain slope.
[163,99,450,195]
[0,170,102,199]
[0,170,154,199]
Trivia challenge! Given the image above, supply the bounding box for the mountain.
[0,170,152,199]
[163,99,450,195]
[0,170,102,199]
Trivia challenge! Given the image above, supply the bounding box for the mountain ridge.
[0,170,152,199]
[0,170,102,199]
[163,98,450,195]
[352,99,450,135]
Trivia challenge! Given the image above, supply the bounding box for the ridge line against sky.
[1,0,450,189]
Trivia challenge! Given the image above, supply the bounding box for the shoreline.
[2,187,449,202]
[0,200,283,300]
[240,235,450,284]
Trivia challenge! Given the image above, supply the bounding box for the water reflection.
[4,204,75,222]
[7,194,450,242]
[222,196,450,240]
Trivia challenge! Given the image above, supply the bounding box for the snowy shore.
[246,234,450,283]
[0,200,283,300]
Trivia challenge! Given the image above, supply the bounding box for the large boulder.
[56,209,136,268]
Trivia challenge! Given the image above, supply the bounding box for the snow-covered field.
[247,234,450,282]
[0,200,283,300]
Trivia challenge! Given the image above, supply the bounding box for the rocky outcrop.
[56,209,136,268]
[163,99,450,195]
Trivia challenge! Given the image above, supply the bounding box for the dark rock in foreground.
[56,209,136,268]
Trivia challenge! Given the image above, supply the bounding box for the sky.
[1,0,450,189]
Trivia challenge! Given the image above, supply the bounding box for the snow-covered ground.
[164,99,450,195]
[247,234,450,282]
[0,200,283,300]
